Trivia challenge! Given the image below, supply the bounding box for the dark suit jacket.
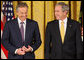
[2,18,42,59]
[45,18,83,59]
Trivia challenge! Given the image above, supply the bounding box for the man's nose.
[23,14,27,16]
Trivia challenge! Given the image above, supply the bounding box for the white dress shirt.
[59,17,68,34]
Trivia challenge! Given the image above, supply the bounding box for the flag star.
[2,7,4,10]
[10,8,12,10]
[6,7,7,10]
[9,7,10,10]
[3,2,5,5]
[11,8,12,11]
[11,2,13,5]
[7,18,10,21]
[8,13,10,16]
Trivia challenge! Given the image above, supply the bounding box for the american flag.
[1,1,15,59]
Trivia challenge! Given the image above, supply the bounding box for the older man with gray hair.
[45,2,83,59]
[2,2,42,59]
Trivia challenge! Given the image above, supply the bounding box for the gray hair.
[55,2,69,13]
[16,2,28,11]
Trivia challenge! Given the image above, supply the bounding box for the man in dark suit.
[2,2,42,59]
[45,2,83,59]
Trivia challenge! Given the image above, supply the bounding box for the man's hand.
[16,48,25,55]
[21,46,27,51]
[21,45,33,53]
[25,45,32,52]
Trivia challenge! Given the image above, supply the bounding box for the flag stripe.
[1,30,3,39]
[1,12,8,59]
[1,21,4,31]
[1,49,7,59]
[1,44,8,58]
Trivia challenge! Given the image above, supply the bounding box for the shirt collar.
[59,17,67,24]
[18,17,26,25]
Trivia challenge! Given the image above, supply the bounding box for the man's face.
[55,5,66,20]
[16,7,28,21]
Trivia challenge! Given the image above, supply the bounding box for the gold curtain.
[32,1,45,59]
[71,1,81,21]
[1,1,82,59]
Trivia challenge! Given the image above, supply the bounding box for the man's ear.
[64,11,68,15]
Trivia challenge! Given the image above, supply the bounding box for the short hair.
[16,2,28,11]
[55,2,69,13]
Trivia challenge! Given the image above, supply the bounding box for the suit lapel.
[64,18,72,43]
[55,20,62,44]
[25,19,30,43]
[14,18,23,44]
